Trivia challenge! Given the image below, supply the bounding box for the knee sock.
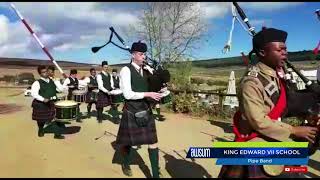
[148,148,160,178]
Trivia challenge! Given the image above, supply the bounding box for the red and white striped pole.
[9,3,67,78]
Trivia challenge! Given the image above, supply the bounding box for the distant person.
[110,68,121,122]
[63,69,79,100]
[47,65,67,128]
[63,69,82,122]
[47,66,64,93]
[96,61,114,123]
[112,69,120,89]
[82,68,98,118]
[31,65,64,139]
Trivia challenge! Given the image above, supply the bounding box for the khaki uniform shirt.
[237,62,294,142]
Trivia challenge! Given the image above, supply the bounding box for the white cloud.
[200,2,231,19]
[0,2,141,58]
[0,2,305,60]
[241,2,303,11]
[250,19,272,26]
[0,15,9,44]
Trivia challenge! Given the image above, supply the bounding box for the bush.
[206,79,215,86]
[170,59,195,91]
[190,77,206,85]
[165,92,237,120]
[2,75,16,82]
[170,93,198,114]
[17,72,35,85]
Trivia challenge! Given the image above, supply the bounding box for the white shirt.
[119,62,145,100]
[31,77,62,102]
[97,71,114,93]
[62,77,86,90]
[82,76,99,91]
[82,76,96,84]
[49,77,64,92]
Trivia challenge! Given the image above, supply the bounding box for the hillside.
[0,57,99,68]
[0,50,318,69]
[190,50,319,68]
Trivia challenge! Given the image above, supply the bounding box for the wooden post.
[218,90,224,111]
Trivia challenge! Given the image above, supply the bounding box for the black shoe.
[87,112,91,118]
[54,134,65,139]
[121,164,133,177]
[76,119,83,123]
[38,130,45,137]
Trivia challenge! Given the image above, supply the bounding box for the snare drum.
[57,93,66,101]
[160,90,172,104]
[72,90,86,103]
[54,100,78,122]
[110,89,124,104]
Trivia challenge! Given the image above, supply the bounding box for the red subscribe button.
[284,166,308,173]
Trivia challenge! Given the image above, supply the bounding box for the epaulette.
[247,65,260,78]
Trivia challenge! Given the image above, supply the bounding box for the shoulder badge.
[247,65,260,78]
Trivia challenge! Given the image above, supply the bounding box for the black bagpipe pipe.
[91,27,170,93]
[233,2,320,154]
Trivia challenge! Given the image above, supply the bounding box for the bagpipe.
[91,27,171,98]
[232,2,320,155]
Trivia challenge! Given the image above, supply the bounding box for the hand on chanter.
[292,126,318,144]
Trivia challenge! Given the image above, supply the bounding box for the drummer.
[47,66,68,128]
[112,69,120,89]
[31,65,65,139]
[63,69,82,122]
[96,61,114,123]
[63,69,79,100]
[111,68,121,122]
[82,68,99,118]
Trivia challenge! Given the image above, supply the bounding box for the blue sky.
[0,2,319,65]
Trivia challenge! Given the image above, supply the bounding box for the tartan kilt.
[31,99,55,123]
[96,91,111,108]
[85,91,97,103]
[116,106,158,146]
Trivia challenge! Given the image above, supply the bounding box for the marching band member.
[47,65,67,128]
[96,61,114,123]
[31,65,65,139]
[116,41,162,177]
[82,68,99,118]
[62,69,82,122]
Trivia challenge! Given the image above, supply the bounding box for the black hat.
[102,61,108,66]
[130,41,147,53]
[112,69,117,73]
[252,28,287,50]
[70,69,77,75]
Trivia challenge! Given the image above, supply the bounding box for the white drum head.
[55,100,78,107]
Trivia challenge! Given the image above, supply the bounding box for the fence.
[169,88,237,110]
